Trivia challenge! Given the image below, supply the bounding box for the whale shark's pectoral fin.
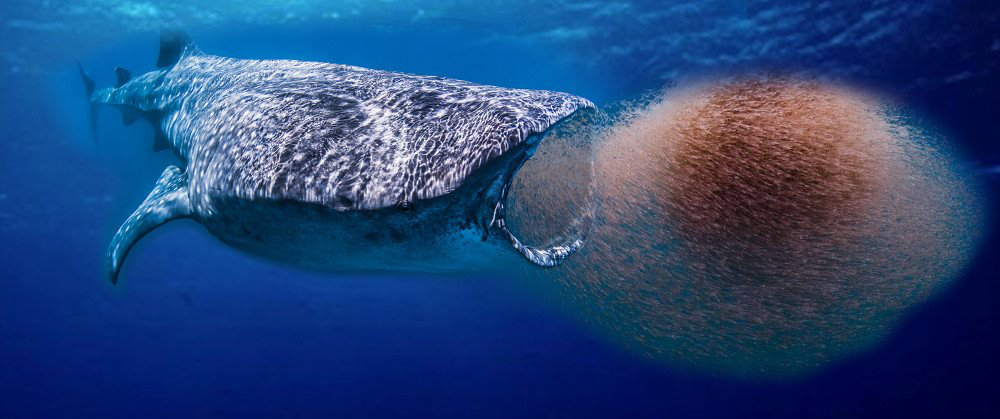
[107,165,191,284]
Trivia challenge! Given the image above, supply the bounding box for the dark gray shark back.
[88,29,596,283]
[166,55,594,211]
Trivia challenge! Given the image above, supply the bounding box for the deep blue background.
[1,1,998,417]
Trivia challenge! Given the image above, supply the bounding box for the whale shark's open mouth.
[474,109,596,268]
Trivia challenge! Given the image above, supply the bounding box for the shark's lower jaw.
[471,132,589,268]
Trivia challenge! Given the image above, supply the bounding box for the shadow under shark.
[82,29,595,284]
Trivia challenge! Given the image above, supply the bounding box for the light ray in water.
[508,77,987,376]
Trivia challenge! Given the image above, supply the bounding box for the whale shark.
[82,29,596,284]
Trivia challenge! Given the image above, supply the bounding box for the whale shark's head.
[250,80,602,269]
[346,105,600,270]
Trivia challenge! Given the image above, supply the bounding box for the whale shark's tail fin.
[77,63,153,144]
[78,26,196,151]
[157,26,199,68]
[77,62,97,141]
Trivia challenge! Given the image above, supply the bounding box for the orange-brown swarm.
[507,78,985,375]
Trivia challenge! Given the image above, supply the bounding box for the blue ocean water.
[1,1,998,417]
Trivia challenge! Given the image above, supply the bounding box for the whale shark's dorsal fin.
[114,67,131,87]
[107,165,191,284]
[156,27,198,68]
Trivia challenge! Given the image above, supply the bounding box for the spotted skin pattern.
[90,37,594,282]
[97,52,593,213]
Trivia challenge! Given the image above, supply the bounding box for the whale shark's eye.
[397,200,413,213]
